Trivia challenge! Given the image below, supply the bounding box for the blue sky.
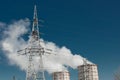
[0,0,120,80]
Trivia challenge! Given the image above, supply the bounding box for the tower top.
[31,5,39,41]
[32,5,38,31]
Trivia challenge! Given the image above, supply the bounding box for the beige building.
[52,71,70,80]
[78,64,99,80]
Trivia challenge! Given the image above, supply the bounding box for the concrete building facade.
[52,71,70,80]
[78,64,99,80]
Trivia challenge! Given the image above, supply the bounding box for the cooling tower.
[78,64,99,80]
[52,71,70,80]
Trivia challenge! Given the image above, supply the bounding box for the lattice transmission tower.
[18,5,50,80]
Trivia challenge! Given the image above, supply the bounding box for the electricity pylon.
[18,5,48,80]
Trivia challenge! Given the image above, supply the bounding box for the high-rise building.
[52,71,70,80]
[78,59,99,80]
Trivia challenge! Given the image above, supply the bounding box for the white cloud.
[1,19,93,73]
[0,22,6,27]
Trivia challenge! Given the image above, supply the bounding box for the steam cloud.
[0,19,93,73]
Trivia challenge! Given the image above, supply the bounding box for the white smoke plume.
[1,19,93,73]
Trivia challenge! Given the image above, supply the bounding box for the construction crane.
[17,5,52,80]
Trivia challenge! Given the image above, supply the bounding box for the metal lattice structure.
[18,5,46,80]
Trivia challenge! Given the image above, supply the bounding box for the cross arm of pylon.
[17,48,30,56]
[44,48,56,55]
[24,18,44,23]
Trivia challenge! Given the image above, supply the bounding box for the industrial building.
[78,59,99,80]
[52,71,70,80]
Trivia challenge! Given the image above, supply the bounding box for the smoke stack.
[52,70,70,80]
[78,59,99,80]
